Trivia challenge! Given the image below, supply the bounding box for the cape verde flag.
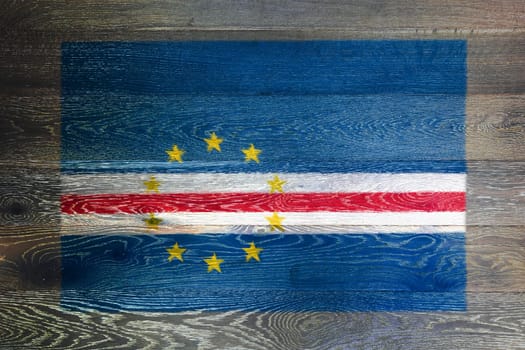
[60,40,467,312]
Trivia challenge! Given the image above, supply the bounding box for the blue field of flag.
[61,233,466,312]
[61,40,466,174]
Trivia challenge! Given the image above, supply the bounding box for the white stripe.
[61,211,465,229]
[61,173,466,194]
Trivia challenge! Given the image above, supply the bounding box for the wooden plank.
[466,94,525,161]
[1,226,523,293]
[467,35,525,94]
[0,290,523,349]
[11,0,524,33]
[467,226,525,292]
[2,34,525,95]
[0,94,59,163]
[467,161,525,225]
[0,166,59,226]
[2,93,524,163]
[0,229,60,290]
[0,37,60,96]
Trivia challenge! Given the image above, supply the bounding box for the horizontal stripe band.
[60,223,465,235]
[61,173,466,194]
[61,211,465,227]
[61,233,466,312]
[61,192,465,214]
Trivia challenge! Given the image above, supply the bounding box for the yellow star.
[166,243,186,262]
[143,175,160,193]
[265,212,285,232]
[204,132,223,152]
[267,175,287,193]
[166,144,185,163]
[242,144,261,163]
[204,253,224,273]
[243,242,263,262]
[144,213,162,230]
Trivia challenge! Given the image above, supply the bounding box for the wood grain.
[0,290,524,350]
[0,229,60,291]
[0,166,59,226]
[467,161,525,225]
[59,42,466,174]
[2,44,524,163]
[2,160,522,227]
[466,94,525,160]
[60,192,465,214]
[1,227,523,293]
[467,226,525,292]
[60,173,467,193]
[11,0,524,33]
[1,0,524,348]
[2,34,525,95]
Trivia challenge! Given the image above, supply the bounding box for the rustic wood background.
[1,1,524,349]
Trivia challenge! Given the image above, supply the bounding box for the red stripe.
[61,192,466,214]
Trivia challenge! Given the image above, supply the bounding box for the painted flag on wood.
[60,40,467,312]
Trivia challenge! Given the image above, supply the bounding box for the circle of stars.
[152,132,286,272]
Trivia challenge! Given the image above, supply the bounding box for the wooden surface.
[1,1,524,349]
